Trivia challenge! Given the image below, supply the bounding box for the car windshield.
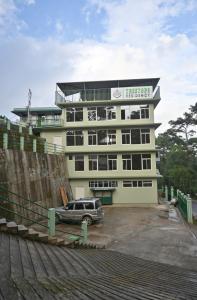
[95,199,102,209]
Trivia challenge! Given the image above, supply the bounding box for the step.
[48,236,58,245]
[56,238,65,246]
[6,221,18,234]
[0,218,7,231]
[26,228,39,240]
[38,233,49,243]
[17,224,29,235]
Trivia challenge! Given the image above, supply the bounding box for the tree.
[169,112,196,143]
[156,102,197,196]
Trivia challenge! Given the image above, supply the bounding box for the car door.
[73,202,85,221]
[62,202,74,220]
[84,202,95,217]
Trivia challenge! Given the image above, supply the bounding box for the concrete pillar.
[3,133,8,149]
[165,185,168,201]
[81,220,88,243]
[28,126,33,135]
[187,195,193,224]
[176,189,179,200]
[44,141,47,154]
[171,186,174,200]
[33,139,37,153]
[19,125,23,134]
[48,208,55,237]
[7,120,10,130]
[20,136,24,151]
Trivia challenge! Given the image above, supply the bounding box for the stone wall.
[0,149,72,223]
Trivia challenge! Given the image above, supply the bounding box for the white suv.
[55,198,104,225]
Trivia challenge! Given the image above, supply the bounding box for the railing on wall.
[0,118,65,155]
[162,185,193,224]
[0,185,85,240]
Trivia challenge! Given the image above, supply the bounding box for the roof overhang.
[57,78,160,95]
[12,107,62,117]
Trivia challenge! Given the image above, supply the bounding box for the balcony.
[55,86,160,105]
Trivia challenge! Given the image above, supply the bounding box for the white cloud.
[0,0,15,16]
[1,0,197,133]
[23,0,35,5]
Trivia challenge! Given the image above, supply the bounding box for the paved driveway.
[55,205,197,271]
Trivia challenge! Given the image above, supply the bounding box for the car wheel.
[55,214,61,224]
[82,216,93,226]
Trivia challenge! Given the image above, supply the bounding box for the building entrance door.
[94,190,112,205]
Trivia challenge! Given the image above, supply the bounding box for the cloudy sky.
[0,0,197,132]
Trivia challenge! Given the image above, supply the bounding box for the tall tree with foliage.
[156,102,197,196]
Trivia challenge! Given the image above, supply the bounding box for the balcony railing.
[55,86,160,104]
[39,118,64,127]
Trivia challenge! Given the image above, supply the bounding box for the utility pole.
[27,88,32,126]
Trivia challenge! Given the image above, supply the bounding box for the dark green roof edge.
[12,107,62,116]
[57,78,160,93]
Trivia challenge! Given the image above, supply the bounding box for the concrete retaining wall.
[0,149,71,223]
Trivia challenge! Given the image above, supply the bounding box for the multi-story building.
[12,78,161,206]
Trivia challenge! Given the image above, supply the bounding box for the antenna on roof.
[27,89,32,126]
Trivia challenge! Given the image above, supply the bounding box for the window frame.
[66,107,83,122]
[122,180,153,188]
[88,154,117,171]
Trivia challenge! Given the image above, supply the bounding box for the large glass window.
[75,155,84,171]
[121,105,149,120]
[122,153,151,170]
[89,154,117,171]
[132,154,142,170]
[121,128,150,144]
[131,129,141,144]
[66,107,83,122]
[88,129,116,145]
[88,106,116,121]
[66,130,83,146]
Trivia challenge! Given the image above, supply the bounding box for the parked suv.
[55,198,104,225]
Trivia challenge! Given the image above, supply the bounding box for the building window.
[141,129,150,144]
[88,106,116,121]
[122,153,151,170]
[122,130,130,144]
[122,154,132,170]
[88,130,97,145]
[89,181,118,188]
[121,105,149,120]
[88,129,116,145]
[132,154,142,170]
[89,154,117,171]
[121,128,150,144]
[122,180,152,187]
[142,154,151,169]
[66,107,83,122]
[75,155,84,171]
[66,130,83,146]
